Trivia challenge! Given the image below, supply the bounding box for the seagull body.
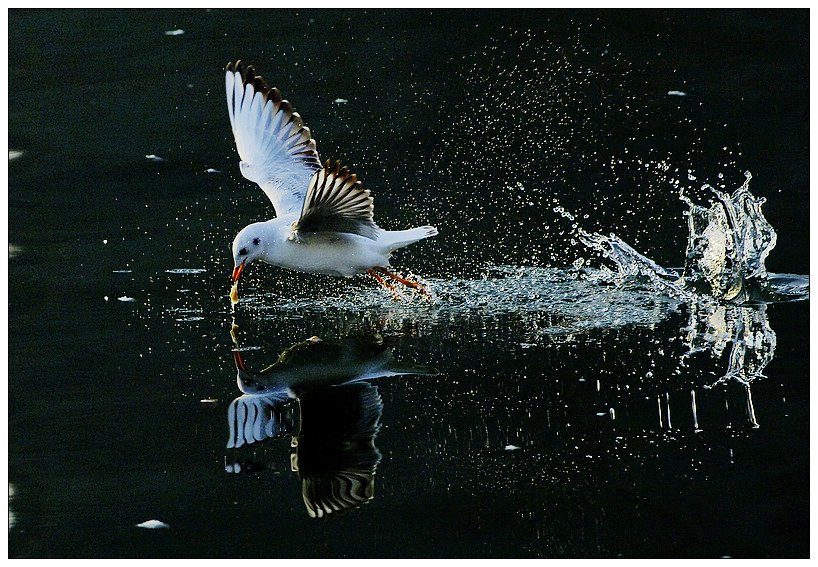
[224,61,438,297]
[233,220,437,278]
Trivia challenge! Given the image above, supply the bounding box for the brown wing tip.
[231,60,253,82]
[325,159,341,176]
[269,86,283,105]
[319,160,360,187]
[251,76,269,96]
[227,60,272,94]
[228,60,284,111]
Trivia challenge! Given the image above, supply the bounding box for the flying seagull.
[224,61,438,302]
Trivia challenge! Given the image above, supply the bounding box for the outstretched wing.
[292,161,380,240]
[225,61,321,217]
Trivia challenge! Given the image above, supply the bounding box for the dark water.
[8,9,809,558]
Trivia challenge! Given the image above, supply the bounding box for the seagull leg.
[372,267,431,298]
[367,269,403,300]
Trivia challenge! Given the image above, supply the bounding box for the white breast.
[269,232,389,277]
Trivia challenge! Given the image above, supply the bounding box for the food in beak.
[229,259,245,305]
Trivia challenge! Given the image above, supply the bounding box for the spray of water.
[680,171,777,302]
[573,171,804,304]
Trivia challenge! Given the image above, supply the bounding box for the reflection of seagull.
[227,331,433,519]
[225,61,438,300]
[225,382,383,519]
[292,382,383,519]
[232,332,434,397]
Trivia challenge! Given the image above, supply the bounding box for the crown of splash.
[680,172,777,302]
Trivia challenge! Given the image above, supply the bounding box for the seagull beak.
[232,258,246,282]
[233,349,248,373]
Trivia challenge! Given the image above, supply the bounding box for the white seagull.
[224,61,438,302]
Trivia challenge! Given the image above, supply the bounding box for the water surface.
[8,9,809,558]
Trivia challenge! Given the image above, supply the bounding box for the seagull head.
[231,222,268,282]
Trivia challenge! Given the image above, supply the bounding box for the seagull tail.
[381,226,438,253]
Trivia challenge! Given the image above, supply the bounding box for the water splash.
[234,266,684,340]
[566,171,801,400]
[680,172,777,302]
[576,228,689,300]
[575,172,807,304]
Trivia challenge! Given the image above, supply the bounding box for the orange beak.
[231,258,246,282]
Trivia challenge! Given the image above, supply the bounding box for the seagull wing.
[225,61,321,217]
[292,161,380,240]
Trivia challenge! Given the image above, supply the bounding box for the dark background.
[8,9,809,558]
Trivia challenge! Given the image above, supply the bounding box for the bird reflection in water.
[225,325,434,519]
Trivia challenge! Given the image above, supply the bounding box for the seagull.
[224,61,438,302]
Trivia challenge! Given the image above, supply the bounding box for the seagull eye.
[239,247,248,256]
[252,238,260,245]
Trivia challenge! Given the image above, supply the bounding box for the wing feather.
[292,160,379,239]
[225,61,321,217]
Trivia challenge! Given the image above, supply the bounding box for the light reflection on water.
[90,164,806,554]
[225,330,436,519]
[8,8,808,559]
[212,257,790,524]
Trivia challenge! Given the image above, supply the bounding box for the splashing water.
[565,171,801,393]
[576,228,689,299]
[575,172,807,304]
[680,172,777,302]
